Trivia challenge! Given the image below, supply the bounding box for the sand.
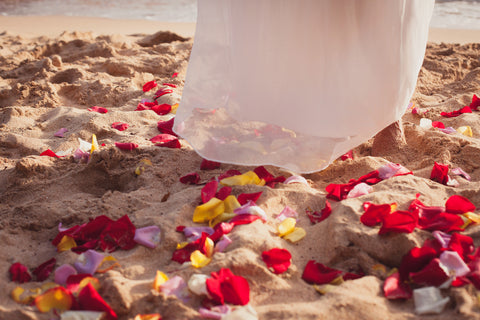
[1,16,480,320]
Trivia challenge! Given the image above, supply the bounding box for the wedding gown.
[174,0,435,173]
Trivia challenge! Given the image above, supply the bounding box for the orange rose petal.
[134,314,162,320]
[35,286,73,312]
[153,271,169,292]
[56,235,77,252]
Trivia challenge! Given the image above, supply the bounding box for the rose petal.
[413,287,450,315]
[157,118,177,136]
[283,227,306,243]
[33,257,56,282]
[74,250,105,275]
[445,195,476,214]
[35,286,74,313]
[302,260,342,285]
[150,134,181,148]
[214,235,232,253]
[111,122,129,131]
[134,226,161,248]
[441,106,472,118]
[438,127,457,134]
[191,250,212,268]
[439,251,470,277]
[153,270,169,292]
[88,106,108,113]
[199,305,232,319]
[143,80,158,92]
[188,274,209,296]
[54,128,68,137]
[154,87,173,99]
[383,271,412,299]
[326,170,381,201]
[237,192,262,205]
[457,126,473,137]
[398,246,439,281]
[306,201,332,224]
[54,264,77,286]
[115,142,138,151]
[40,149,62,158]
[200,159,221,170]
[151,103,172,115]
[182,226,215,242]
[9,262,32,283]
[78,283,117,320]
[284,175,309,186]
[215,186,232,201]
[361,202,393,227]
[430,162,449,185]
[277,217,296,237]
[451,167,471,181]
[262,248,292,274]
[193,198,225,223]
[220,171,262,186]
[180,172,201,185]
[346,182,373,199]
[470,94,480,110]
[378,210,417,235]
[340,150,354,161]
[432,230,452,248]
[98,215,137,251]
[378,162,412,180]
[275,206,297,222]
[419,118,432,129]
[410,258,450,287]
[432,121,445,129]
[206,268,250,305]
[160,275,188,301]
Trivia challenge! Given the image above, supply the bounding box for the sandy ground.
[1,16,480,320]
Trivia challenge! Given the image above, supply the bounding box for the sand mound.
[1,30,480,320]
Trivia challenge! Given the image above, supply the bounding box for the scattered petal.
[33,257,56,282]
[143,80,157,92]
[180,172,201,185]
[188,273,209,296]
[470,94,480,110]
[221,171,262,186]
[35,286,74,313]
[133,315,161,320]
[410,258,450,287]
[361,202,393,227]
[115,142,138,151]
[199,305,231,319]
[134,226,161,248]
[379,210,417,235]
[234,201,267,221]
[383,271,412,299]
[451,167,471,181]
[193,198,225,223]
[153,270,169,292]
[277,217,296,237]
[135,158,152,176]
[206,268,250,305]
[419,118,432,129]
[439,251,470,277]
[457,126,473,137]
[9,262,32,283]
[413,287,450,315]
[157,118,177,136]
[150,134,181,148]
[160,275,188,301]
[88,106,108,113]
[378,162,412,179]
[302,260,343,285]
[57,235,77,252]
[438,127,457,134]
[111,122,129,131]
[74,250,105,275]
[201,159,221,170]
[445,195,476,214]
[340,150,354,161]
[214,235,232,253]
[284,175,309,186]
[283,227,306,243]
[77,283,117,320]
[154,87,173,99]
[191,250,212,268]
[54,128,68,137]
[172,72,178,78]
[261,248,292,274]
[441,106,472,118]
[54,264,77,286]
[40,149,62,158]
[306,201,332,224]
[237,192,262,205]
[346,182,373,199]
[276,206,298,222]
[430,162,449,185]
[432,121,445,129]
[182,226,215,242]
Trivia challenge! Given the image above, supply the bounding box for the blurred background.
[0,0,479,29]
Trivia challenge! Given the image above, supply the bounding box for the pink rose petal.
[74,250,104,275]
[54,128,68,138]
[134,226,161,248]
[276,206,298,222]
[54,264,77,285]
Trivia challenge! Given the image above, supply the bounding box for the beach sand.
[1,16,480,320]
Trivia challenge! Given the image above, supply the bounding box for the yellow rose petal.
[457,126,473,137]
[96,256,120,273]
[277,217,296,237]
[193,198,225,223]
[134,315,162,320]
[176,242,189,250]
[153,271,169,292]
[223,195,241,213]
[170,103,179,114]
[135,158,152,176]
[35,287,73,313]
[11,287,25,303]
[191,250,211,268]
[220,171,262,186]
[90,134,99,154]
[57,235,77,252]
[283,227,306,243]
[209,212,236,228]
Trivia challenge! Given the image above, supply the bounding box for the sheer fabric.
[174,0,435,173]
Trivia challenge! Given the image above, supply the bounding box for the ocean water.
[0,0,479,29]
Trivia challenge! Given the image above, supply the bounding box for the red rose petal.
[114,142,138,151]
[253,166,286,188]
[229,214,262,226]
[150,134,181,148]
[398,246,439,281]
[154,88,173,99]
[237,192,263,205]
[98,215,136,251]
[78,283,117,320]
[341,150,354,161]
[306,201,332,224]
[445,195,476,214]
[302,260,343,285]
[143,80,158,92]
[157,118,177,136]
[360,202,391,227]
[261,248,291,274]
[215,186,232,201]
[201,180,219,203]
[88,106,108,113]
[378,210,417,235]
[441,106,472,118]
[218,170,242,181]
[180,172,201,184]
[201,159,221,170]
[151,103,172,115]
[9,262,32,283]
[32,257,56,282]
[111,122,129,131]
[206,268,250,305]
[162,83,177,88]
[470,94,480,111]
[430,162,449,185]
[448,233,474,260]
[409,258,450,287]
[432,121,445,129]
[326,170,381,201]
[40,149,62,158]
[172,72,179,78]
[383,271,412,299]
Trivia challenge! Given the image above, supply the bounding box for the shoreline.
[1,15,480,44]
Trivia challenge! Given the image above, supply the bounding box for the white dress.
[174,0,435,173]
